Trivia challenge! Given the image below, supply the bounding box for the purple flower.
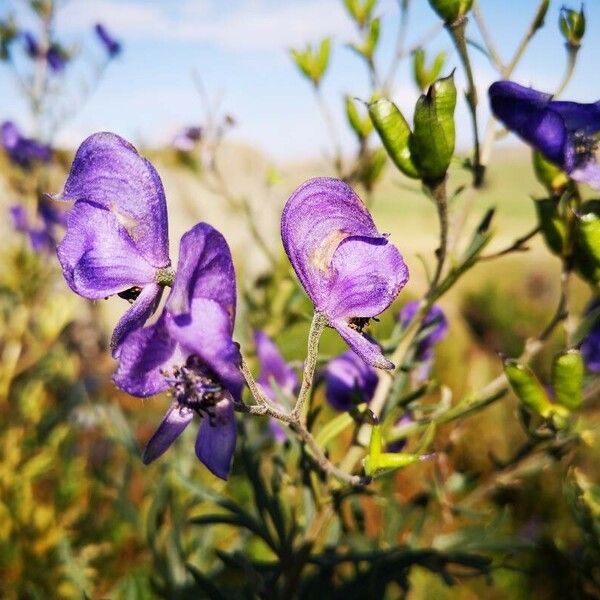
[254,330,299,442]
[54,132,171,356]
[22,32,68,72]
[324,351,377,412]
[2,121,51,168]
[94,23,121,58]
[386,414,413,453]
[581,297,600,373]
[10,200,65,252]
[489,81,600,190]
[23,31,39,58]
[281,178,409,369]
[113,223,243,479]
[398,301,448,380]
[173,126,203,151]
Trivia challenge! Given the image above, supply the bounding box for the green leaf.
[413,49,447,92]
[368,98,420,178]
[410,73,456,182]
[552,350,584,411]
[345,95,372,140]
[534,198,566,256]
[532,151,568,195]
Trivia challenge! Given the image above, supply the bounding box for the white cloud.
[56,0,356,51]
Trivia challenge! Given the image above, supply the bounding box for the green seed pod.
[560,6,586,48]
[551,350,583,411]
[428,0,473,24]
[574,201,600,285]
[410,73,456,182]
[504,359,553,418]
[534,198,566,256]
[532,151,569,196]
[369,98,420,179]
[345,95,372,141]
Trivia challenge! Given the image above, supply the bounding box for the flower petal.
[55,132,169,268]
[324,351,378,411]
[254,330,298,399]
[167,222,236,323]
[142,403,194,464]
[331,320,393,370]
[113,315,183,397]
[550,101,600,135]
[489,81,569,169]
[281,178,381,309]
[195,397,237,480]
[167,298,243,400]
[58,202,156,299]
[326,235,409,319]
[111,283,164,358]
[571,160,600,191]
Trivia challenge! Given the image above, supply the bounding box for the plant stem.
[479,226,540,261]
[447,16,483,186]
[427,177,449,295]
[292,312,327,423]
[554,47,578,98]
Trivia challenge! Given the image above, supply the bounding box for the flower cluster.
[55,138,410,478]
[2,121,51,168]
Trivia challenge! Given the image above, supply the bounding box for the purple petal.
[254,330,298,399]
[326,235,409,320]
[195,396,237,480]
[167,298,243,400]
[55,132,169,268]
[489,81,569,169]
[281,178,383,309]
[113,314,183,397]
[94,23,122,58]
[167,222,236,323]
[10,205,28,231]
[581,297,600,373]
[142,403,194,464]
[399,301,448,350]
[57,202,157,299]
[324,351,378,411]
[550,101,600,136]
[571,160,600,191]
[111,282,164,358]
[269,418,287,443]
[332,320,393,369]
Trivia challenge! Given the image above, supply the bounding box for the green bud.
[368,98,420,179]
[345,96,369,140]
[349,17,380,62]
[534,198,566,256]
[574,201,600,285]
[552,350,583,411]
[428,0,473,24]
[413,48,447,93]
[532,0,550,32]
[290,38,331,87]
[532,151,569,195]
[560,5,586,48]
[410,73,457,182]
[504,359,555,419]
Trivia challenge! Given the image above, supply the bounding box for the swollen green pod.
[369,98,420,179]
[504,359,553,418]
[552,350,584,411]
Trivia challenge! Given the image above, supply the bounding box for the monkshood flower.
[173,126,203,151]
[398,300,448,381]
[281,177,409,369]
[324,351,377,412]
[581,297,600,373]
[22,32,68,72]
[10,200,65,252]
[255,330,299,441]
[113,223,243,479]
[2,121,51,168]
[489,81,600,190]
[54,132,171,356]
[94,23,122,58]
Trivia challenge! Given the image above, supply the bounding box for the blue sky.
[1,0,599,160]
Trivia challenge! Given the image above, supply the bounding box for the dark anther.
[349,317,370,332]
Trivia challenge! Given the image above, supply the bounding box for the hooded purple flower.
[398,301,448,381]
[2,121,51,168]
[489,81,600,190]
[10,200,65,252]
[173,126,203,152]
[281,178,409,370]
[54,132,171,356]
[94,23,121,58]
[113,223,243,479]
[254,330,299,441]
[581,297,600,373]
[324,351,377,412]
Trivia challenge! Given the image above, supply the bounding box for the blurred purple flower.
[10,200,65,252]
[2,121,51,168]
[281,177,409,369]
[173,126,203,151]
[94,23,122,58]
[22,32,68,72]
[113,223,243,479]
[54,132,171,356]
[489,81,600,190]
[398,301,448,381]
[22,31,39,58]
[324,351,377,412]
[386,414,413,453]
[581,297,600,373]
[254,330,298,442]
